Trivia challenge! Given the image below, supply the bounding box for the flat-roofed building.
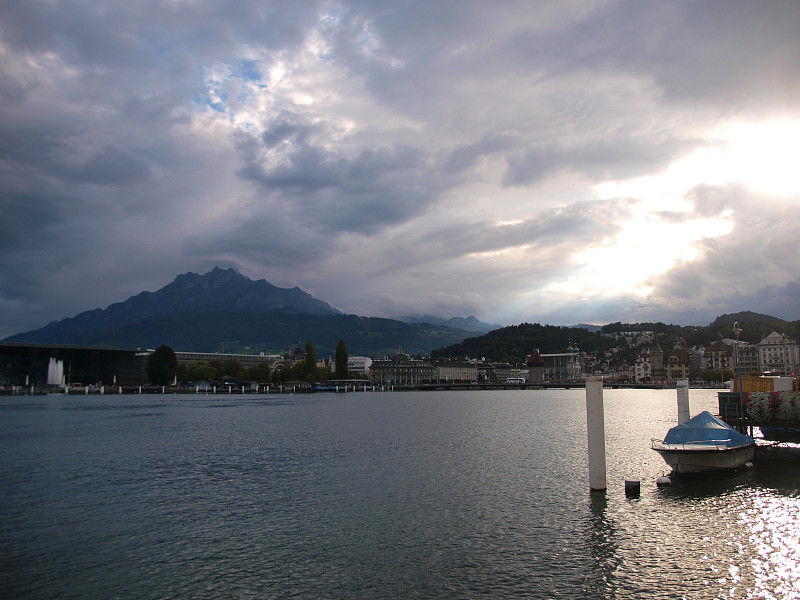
[434,360,478,382]
[369,354,436,386]
[175,351,280,370]
[347,356,373,376]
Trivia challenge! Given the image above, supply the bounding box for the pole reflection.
[584,492,621,599]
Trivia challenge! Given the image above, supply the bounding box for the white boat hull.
[652,443,755,474]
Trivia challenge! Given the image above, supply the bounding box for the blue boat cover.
[662,411,754,446]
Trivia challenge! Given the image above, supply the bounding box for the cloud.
[1,0,799,339]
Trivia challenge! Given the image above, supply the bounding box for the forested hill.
[432,315,799,364]
[431,323,619,363]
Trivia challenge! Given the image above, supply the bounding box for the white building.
[347,356,373,376]
[435,360,478,382]
[634,352,651,383]
[757,331,799,375]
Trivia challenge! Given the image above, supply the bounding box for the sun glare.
[595,120,800,201]
[569,119,798,301]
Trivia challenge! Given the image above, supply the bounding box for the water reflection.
[586,492,620,600]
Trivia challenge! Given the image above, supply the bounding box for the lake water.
[2,389,799,599]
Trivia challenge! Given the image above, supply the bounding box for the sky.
[1,0,799,339]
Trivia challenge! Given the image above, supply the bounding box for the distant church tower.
[650,335,665,381]
[526,349,544,383]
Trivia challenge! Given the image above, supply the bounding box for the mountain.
[5,268,475,356]
[398,315,501,333]
[7,268,339,343]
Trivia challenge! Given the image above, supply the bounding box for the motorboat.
[651,411,755,474]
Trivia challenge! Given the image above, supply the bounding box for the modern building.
[0,342,149,387]
[347,356,373,377]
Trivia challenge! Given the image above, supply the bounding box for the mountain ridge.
[4,268,477,356]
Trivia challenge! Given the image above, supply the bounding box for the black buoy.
[624,480,641,497]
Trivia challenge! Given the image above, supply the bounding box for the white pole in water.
[676,378,690,424]
[585,376,607,491]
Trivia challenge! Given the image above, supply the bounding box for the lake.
[2,389,799,599]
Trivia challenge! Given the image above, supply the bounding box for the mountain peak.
[6,268,340,343]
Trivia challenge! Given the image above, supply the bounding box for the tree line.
[146,339,356,386]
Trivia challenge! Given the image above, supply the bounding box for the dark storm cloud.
[239,132,439,233]
[1,0,798,337]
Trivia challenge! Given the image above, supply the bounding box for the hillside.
[432,315,799,364]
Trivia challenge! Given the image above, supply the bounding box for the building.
[757,331,799,375]
[649,337,665,380]
[726,340,759,375]
[489,362,522,382]
[526,350,544,383]
[175,351,280,370]
[634,351,651,383]
[663,348,690,381]
[369,354,436,386]
[347,356,373,377]
[434,359,478,382]
[541,351,584,381]
[703,340,732,371]
[0,342,148,387]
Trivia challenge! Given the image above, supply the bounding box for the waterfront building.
[725,339,759,375]
[526,350,544,383]
[346,356,373,376]
[704,340,732,371]
[476,361,495,382]
[434,359,478,382]
[649,336,665,380]
[634,351,651,383]
[175,351,280,370]
[757,331,799,375]
[489,362,518,382]
[663,348,690,381]
[541,351,584,381]
[369,354,436,386]
[0,342,148,387]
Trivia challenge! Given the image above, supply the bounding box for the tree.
[147,345,178,386]
[305,339,317,381]
[188,361,216,381]
[335,339,349,378]
[208,358,246,379]
[247,362,272,382]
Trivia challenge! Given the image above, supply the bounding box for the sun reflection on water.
[700,488,800,599]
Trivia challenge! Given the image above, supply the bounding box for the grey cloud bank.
[1,0,798,338]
